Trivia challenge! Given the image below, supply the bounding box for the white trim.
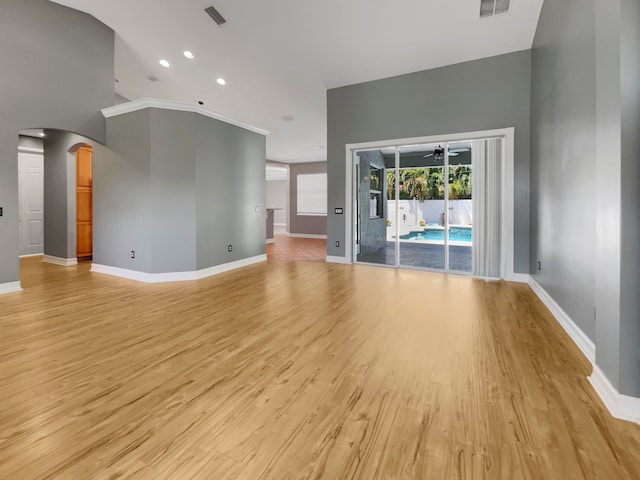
[42,255,78,267]
[102,98,269,136]
[91,255,267,283]
[288,233,327,239]
[195,255,267,279]
[326,255,351,264]
[18,146,44,154]
[508,273,530,283]
[274,222,287,227]
[19,253,44,258]
[502,130,515,280]
[589,365,640,424]
[344,127,516,277]
[91,264,163,282]
[528,277,596,364]
[266,239,275,244]
[0,281,22,295]
[345,143,354,263]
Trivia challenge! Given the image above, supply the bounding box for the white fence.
[387,200,472,236]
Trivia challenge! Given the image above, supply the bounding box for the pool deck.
[357,241,472,272]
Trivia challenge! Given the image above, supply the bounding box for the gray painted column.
[618,0,640,398]
[594,0,623,390]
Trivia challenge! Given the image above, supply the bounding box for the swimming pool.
[400,226,472,243]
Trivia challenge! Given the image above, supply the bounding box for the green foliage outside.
[386,166,472,201]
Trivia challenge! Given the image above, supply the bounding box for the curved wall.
[0,0,114,284]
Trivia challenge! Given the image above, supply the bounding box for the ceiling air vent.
[146,74,160,83]
[205,5,227,26]
[480,0,510,18]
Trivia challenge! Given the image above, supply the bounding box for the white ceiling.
[50,0,543,163]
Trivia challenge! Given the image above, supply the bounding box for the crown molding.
[101,98,270,136]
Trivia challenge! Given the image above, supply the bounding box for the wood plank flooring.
[266,234,326,262]
[0,256,639,479]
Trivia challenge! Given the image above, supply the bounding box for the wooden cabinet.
[76,146,92,260]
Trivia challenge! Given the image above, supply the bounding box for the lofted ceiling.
[50,0,543,163]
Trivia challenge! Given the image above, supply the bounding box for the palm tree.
[428,168,444,200]
[386,171,395,199]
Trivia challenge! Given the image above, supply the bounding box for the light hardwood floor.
[266,233,326,262]
[1,256,640,479]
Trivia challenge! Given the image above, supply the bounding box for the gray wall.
[95,110,152,272]
[267,180,287,225]
[44,130,119,260]
[18,136,44,151]
[289,162,327,236]
[327,50,532,273]
[151,110,197,273]
[530,0,597,341]
[0,0,114,284]
[114,93,130,105]
[617,0,640,397]
[97,108,266,274]
[532,0,640,398]
[195,114,267,270]
[594,0,623,395]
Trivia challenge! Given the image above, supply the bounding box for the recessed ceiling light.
[216,77,226,86]
[38,132,46,138]
[159,59,170,68]
[183,51,194,59]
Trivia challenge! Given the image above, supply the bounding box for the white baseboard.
[288,233,327,239]
[266,238,275,244]
[274,223,286,227]
[42,255,78,267]
[589,365,640,424]
[508,273,530,283]
[91,264,189,283]
[528,277,640,424]
[20,253,44,258]
[0,281,22,295]
[91,254,267,284]
[528,277,596,364]
[326,255,351,265]
[195,255,267,279]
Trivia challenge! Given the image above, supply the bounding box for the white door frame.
[344,127,516,281]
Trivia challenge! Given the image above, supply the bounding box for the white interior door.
[18,151,44,256]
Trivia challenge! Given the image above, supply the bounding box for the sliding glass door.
[447,142,473,273]
[354,136,504,277]
[396,144,446,270]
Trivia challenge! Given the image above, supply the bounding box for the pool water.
[401,226,472,243]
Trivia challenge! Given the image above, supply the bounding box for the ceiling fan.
[423,145,471,158]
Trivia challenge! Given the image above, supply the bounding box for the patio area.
[357,241,472,272]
